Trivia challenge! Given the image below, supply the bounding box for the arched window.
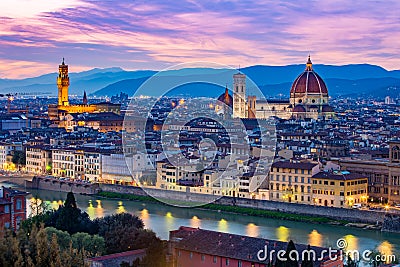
[392,145,400,160]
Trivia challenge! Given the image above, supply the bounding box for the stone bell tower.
[57,58,70,106]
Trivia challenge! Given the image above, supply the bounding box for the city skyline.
[1,0,400,79]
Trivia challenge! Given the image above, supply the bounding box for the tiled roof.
[272,161,318,170]
[87,249,145,267]
[173,227,331,265]
[312,171,367,181]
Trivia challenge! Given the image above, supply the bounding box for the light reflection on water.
[276,226,290,242]
[24,189,399,258]
[246,223,259,237]
[308,230,323,247]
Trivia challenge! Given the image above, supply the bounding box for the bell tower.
[57,58,69,106]
[233,72,246,118]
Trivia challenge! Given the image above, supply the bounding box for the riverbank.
[24,177,400,232]
[0,175,33,186]
[96,191,350,226]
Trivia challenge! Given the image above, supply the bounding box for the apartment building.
[311,171,368,208]
[0,186,29,231]
[25,146,52,174]
[269,161,320,204]
[337,140,400,204]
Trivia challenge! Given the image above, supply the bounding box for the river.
[1,181,399,261]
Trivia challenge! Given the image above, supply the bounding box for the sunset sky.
[0,0,399,78]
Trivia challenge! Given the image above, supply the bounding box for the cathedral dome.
[217,86,233,108]
[290,56,328,97]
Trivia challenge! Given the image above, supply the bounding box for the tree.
[50,234,62,267]
[45,227,71,250]
[276,240,299,267]
[71,232,105,257]
[0,229,23,266]
[35,226,50,266]
[94,213,144,237]
[301,245,314,267]
[345,254,357,267]
[12,150,26,166]
[48,192,96,234]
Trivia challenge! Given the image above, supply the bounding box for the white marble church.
[216,56,335,120]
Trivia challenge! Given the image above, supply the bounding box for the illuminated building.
[48,59,121,130]
[311,171,368,208]
[218,56,335,120]
[269,161,319,204]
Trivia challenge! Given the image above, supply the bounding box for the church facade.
[217,56,335,120]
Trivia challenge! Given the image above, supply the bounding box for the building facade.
[311,171,368,208]
[0,187,29,231]
[26,146,52,174]
[269,161,320,204]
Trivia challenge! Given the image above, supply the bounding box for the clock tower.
[57,58,69,106]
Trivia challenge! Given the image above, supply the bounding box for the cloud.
[0,0,399,78]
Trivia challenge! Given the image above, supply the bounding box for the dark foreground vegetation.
[0,192,165,267]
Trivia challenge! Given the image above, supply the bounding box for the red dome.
[217,87,233,108]
[290,57,328,96]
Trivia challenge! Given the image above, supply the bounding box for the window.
[238,261,242,267]
[226,259,230,265]
[190,252,193,259]
[4,205,10,213]
[178,250,181,257]
[213,256,217,263]
[201,255,205,261]
[16,199,22,210]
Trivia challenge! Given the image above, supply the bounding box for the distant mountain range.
[1,64,400,98]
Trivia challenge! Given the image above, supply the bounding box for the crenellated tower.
[57,58,70,106]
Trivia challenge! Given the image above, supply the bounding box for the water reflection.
[23,188,399,257]
[308,230,323,247]
[276,226,290,242]
[378,241,393,263]
[218,219,228,233]
[116,201,126,214]
[87,200,95,219]
[190,216,201,228]
[95,200,104,218]
[343,234,358,251]
[165,212,174,229]
[246,223,259,237]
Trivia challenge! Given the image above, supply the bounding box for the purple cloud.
[0,0,399,78]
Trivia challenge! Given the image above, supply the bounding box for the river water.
[1,181,399,261]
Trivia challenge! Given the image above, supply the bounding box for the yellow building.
[311,171,368,208]
[49,59,121,127]
[269,161,320,204]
